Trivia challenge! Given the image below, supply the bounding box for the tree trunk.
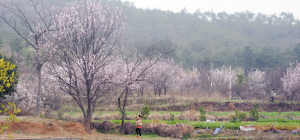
[36,65,42,116]
[121,109,125,134]
[164,86,167,96]
[121,86,128,134]
[140,87,144,96]
[85,113,92,133]
[158,88,162,97]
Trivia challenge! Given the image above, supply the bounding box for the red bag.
[137,126,141,128]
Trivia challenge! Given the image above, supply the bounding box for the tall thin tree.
[0,0,56,116]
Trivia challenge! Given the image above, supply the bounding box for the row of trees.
[0,0,176,133]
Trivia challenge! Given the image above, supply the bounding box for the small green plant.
[249,104,259,121]
[194,134,211,138]
[141,105,150,119]
[69,111,75,116]
[230,109,246,123]
[57,110,64,120]
[0,102,21,137]
[199,106,206,122]
[182,133,191,140]
[170,113,175,121]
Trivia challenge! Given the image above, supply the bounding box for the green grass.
[257,118,300,123]
[98,111,182,116]
[194,134,211,139]
[97,111,300,117]
[207,111,300,117]
[93,119,300,130]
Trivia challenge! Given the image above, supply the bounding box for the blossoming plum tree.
[44,0,124,133]
[282,63,300,101]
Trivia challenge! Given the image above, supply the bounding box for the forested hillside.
[1,0,300,69]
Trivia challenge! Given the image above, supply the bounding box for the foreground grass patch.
[93,119,300,130]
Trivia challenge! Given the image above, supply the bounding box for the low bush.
[57,110,64,120]
[141,105,150,119]
[199,106,206,122]
[170,113,175,121]
[249,104,259,121]
[91,121,120,134]
[0,102,21,138]
[230,109,246,123]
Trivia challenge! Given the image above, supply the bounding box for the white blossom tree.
[117,42,176,134]
[44,0,124,133]
[248,69,266,99]
[0,0,56,116]
[210,66,237,97]
[12,76,38,115]
[175,67,201,95]
[282,63,300,101]
[147,58,177,97]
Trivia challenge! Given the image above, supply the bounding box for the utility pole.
[211,61,213,88]
[229,65,232,100]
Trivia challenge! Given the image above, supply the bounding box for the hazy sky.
[122,0,300,20]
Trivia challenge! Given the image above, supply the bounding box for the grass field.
[60,110,300,120]
[93,118,300,129]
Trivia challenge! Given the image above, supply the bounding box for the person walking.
[136,115,142,138]
[270,89,276,103]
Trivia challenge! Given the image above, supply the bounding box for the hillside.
[0,0,300,69]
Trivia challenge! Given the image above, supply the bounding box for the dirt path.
[1,131,175,140]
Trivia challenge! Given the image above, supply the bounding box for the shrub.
[0,102,21,138]
[141,105,150,119]
[230,109,246,123]
[199,106,206,122]
[249,104,259,121]
[170,113,175,121]
[57,110,64,120]
[0,53,18,99]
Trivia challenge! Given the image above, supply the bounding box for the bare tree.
[118,42,175,134]
[0,0,55,116]
[44,0,123,133]
[264,67,284,100]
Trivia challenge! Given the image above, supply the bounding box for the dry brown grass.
[176,110,199,121]
[143,123,194,138]
[148,112,171,120]
[95,113,121,120]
